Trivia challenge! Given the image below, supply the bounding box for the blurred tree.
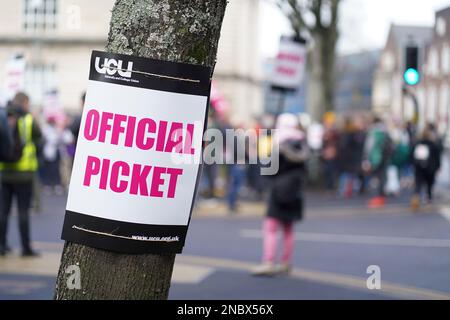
[54,0,227,300]
[277,0,341,121]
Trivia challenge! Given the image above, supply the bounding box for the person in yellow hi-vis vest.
[0,92,42,257]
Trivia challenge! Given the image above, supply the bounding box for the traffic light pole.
[276,88,286,116]
[402,85,419,125]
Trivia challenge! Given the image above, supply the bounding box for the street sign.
[43,89,65,124]
[4,54,25,101]
[61,51,211,254]
[271,36,306,91]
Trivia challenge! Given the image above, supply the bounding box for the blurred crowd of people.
[199,109,445,212]
[319,113,444,209]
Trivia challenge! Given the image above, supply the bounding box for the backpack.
[369,130,392,169]
[0,111,25,163]
[391,143,410,168]
[413,143,430,169]
[0,108,12,161]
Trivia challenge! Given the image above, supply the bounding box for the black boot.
[22,248,40,257]
[0,244,6,256]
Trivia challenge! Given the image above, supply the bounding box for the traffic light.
[404,46,420,86]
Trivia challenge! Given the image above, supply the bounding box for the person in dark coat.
[252,113,309,276]
[321,122,339,190]
[336,118,364,198]
[0,92,42,256]
[410,125,442,209]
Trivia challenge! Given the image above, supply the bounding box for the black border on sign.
[61,50,213,254]
[62,211,186,254]
[88,50,212,96]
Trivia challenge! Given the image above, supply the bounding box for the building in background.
[372,24,432,120]
[421,6,450,137]
[0,0,263,122]
[0,0,110,111]
[425,6,450,187]
[334,50,380,114]
[371,10,450,186]
[214,0,263,124]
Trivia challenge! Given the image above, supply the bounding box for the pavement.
[1,188,450,300]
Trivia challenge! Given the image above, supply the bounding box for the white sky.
[260,0,450,57]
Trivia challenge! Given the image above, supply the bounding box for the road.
[1,190,450,300]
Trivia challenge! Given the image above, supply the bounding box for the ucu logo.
[95,57,133,78]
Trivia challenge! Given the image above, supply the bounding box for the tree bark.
[307,30,337,121]
[54,0,226,300]
[320,28,338,115]
[308,34,324,122]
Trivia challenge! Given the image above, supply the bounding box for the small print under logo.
[95,57,133,78]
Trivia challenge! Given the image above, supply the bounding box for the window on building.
[427,48,439,77]
[382,52,394,72]
[442,44,450,74]
[417,88,426,130]
[24,63,57,107]
[427,85,437,123]
[436,17,446,37]
[23,0,57,32]
[439,84,449,134]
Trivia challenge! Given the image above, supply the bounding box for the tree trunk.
[307,31,337,122]
[54,0,226,300]
[320,31,337,115]
[307,34,324,122]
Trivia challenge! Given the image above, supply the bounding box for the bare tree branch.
[330,0,339,30]
[311,0,323,29]
[277,0,313,35]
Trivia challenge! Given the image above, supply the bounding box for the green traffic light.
[404,68,420,85]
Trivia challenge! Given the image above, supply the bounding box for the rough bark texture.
[308,28,338,121]
[54,0,226,300]
[315,18,338,118]
[308,35,324,122]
